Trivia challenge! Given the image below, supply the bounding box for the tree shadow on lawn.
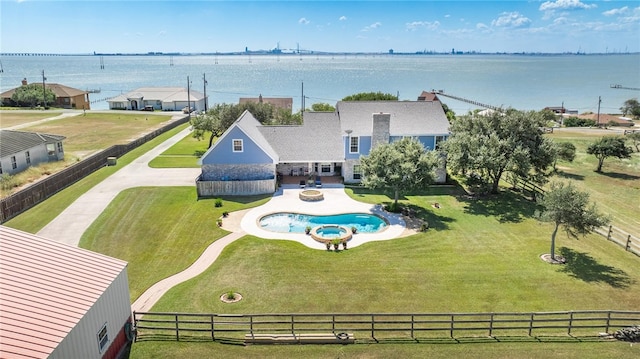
[554,171,585,181]
[559,247,634,289]
[460,190,542,223]
[401,203,455,231]
[598,171,640,181]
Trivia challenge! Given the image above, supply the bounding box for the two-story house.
[196,98,450,197]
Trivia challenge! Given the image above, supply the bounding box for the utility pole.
[187,76,191,119]
[203,73,208,112]
[301,81,305,118]
[42,70,47,109]
[597,96,601,127]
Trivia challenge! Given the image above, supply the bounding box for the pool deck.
[239,184,407,250]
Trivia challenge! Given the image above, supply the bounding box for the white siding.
[50,270,131,359]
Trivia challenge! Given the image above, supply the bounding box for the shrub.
[0,174,17,191]
[214,198,223,207]
[563,117,596,127]
[225,291,236,300]
[384,202,402,213]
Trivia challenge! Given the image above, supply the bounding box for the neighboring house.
[107,87,206,112]
[0,130,66,176]
[0,78,91,109]
[239,94,293,113]
[0,226,132,359]
[197,98,450,197]
[567,113,635,127]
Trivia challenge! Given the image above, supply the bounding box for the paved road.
[37,126,200,246]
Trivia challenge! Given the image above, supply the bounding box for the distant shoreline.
[1,51,638,57]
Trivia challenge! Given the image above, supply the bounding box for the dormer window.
[349,136,359,153]
[232,139,243,152]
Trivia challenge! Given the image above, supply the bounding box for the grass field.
[0,110,62,128]
[23,112,173,155]
[548,128,640,235]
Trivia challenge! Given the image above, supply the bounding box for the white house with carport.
[0,130,66,176]
[107,87,206,112]
[0,226,133,359]
[196,98,450,197]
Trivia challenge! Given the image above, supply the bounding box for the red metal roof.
[0,226,128,359]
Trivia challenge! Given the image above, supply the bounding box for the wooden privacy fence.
[133,310,640,343]
[0,116,189,222]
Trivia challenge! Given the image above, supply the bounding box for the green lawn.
[148,130,212,168]
[129,340,638,359]
[80,188,271,301]
[548,129,640,235]
[149,186,639,315]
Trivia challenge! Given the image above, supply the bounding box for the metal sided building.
[0,226,132,359]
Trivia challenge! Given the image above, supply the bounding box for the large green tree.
[342,92,398,101]
[539,181,608,261]
[310,102,335,112]
[11,84,56,108]
[553,141,576,171]
[586,136,633,172]
[620,98,640,120]
[360,137,438,208]
[191,102,299,148]
[625,131,640,152]
[444,108,556,194]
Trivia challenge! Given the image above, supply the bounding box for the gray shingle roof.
[0,130,66,157]
[336,101,450,136]
[258,112,344,162]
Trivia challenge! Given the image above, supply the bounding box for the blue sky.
[1,0,639,54]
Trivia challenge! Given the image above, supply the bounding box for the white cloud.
[603,6,628,17]
[491,12,532,28]
[339,16,347,21]
[298,17,310,25]
[405,21,440,31]
[362,22,382,31]
[445,14,451,18]
[539,0,597,11]
[158,30,167,36]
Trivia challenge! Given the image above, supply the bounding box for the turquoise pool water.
[259,213,387,233]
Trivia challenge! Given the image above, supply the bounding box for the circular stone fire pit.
[299,189,324,202]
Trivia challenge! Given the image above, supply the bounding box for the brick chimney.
[21,78,28,86]
[371,112,391,148]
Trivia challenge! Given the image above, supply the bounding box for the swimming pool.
[259,212,387,233]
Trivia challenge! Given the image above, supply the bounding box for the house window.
[97,323,109,352]
[349,136,359,153]
[57,142,63,153]
[321,163,331,173]
[353,164,362,180]
[25,151,31,164]
[11,156,17,170]
[46,143,55,156]
[232,139,243,152]
[435,136,445,150]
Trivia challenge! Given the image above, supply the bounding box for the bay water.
[1,54,638,115]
